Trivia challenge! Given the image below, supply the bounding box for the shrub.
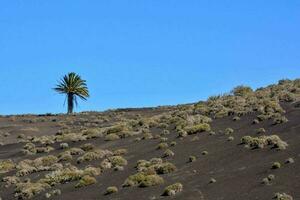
[77,149,112,164]
[233,116,240,121]
[161,130,170,135]
[170,141,177,146]
[82,128,103,138]
[227,136,234,141]
[45,189,61,199]
[123,172,163,188]
[256,128,266,134]
[75,175,97,188]
[232,85,253,96]
[153,162,177,174]
[189,156,196,163]
[184,123,211,135]
[157,142,169,150]
[69,148,85,155]
[261,177,270,185]
[108,156,128,167]
[139,175,164,187]
[191,136,199,141]
[163,149,175,158]
[0,159,15,174]
[80,143,95,151]
[285,158,294,164]
[60,143,69,149]
[105,186,118,195]
[2,176,20,187]
[272,162,281,169]
[177,129,187,138]
[113,149,128,156]
[209,178,216,184]
[15,181,50,199]
[274,193,293,200]
[160,137,168,142]
[262,174,275,185]
[225,128,234,135]
[142,132,153,140]
[105,134,120,141]
[163,183,183,196]
[240,135,288,150]
[273,116,288,125]
[58,151,73,162]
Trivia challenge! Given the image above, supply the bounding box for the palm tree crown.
[54,72,89,114]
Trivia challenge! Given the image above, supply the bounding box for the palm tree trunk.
[67,93,74,114]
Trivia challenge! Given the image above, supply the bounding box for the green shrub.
[189,156,196,163]
[233,116,240,121]
[177,129,187,138]
[105,186,118,195]
[225,128,234,135]
[273,116,288,125]
[256,128,266,134]
[274,193,293,200]
[15,181,50,199]
[108,156,128,167]
[157,142,169,150]
[232,85,253,96]
[163,149,175,158]
[240,135,288,150]
[170,141,177,146]
[163,183,183,196]
[60,143,69,149]
[184,123,211,134]
[75,175,97,188]
[209,178,216,184]
[139,175,164,187]
[80,143,95,151]
[113,149,128,156]
[0,159,15,174]
[272,162,281,169]
[105,134,120,141]
[123,172,163,187]
[285,157,294,164]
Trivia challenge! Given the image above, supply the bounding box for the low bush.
[0,159,15,174]
[184,123,211,135]
[163,149,175,158]
[105,186,118,195]
[272,162,281,169]
[240,135,288,150]
[104,134,120,141]
[108,156,128,167]
[274,193,293,200]
[163,183,183,196]
[75,175,97,188]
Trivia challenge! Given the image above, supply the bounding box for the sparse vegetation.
[241,135,288,150]
[106,186,118,195]
[75,175,97,188]
[274,193,293,200]
[184,123,211,134]
[272,162,281,169]
[163,183,183,196]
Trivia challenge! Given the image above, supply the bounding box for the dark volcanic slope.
[0,102,299,200]
[1,80,300,200]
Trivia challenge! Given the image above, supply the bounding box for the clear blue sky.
[1,0,300,114]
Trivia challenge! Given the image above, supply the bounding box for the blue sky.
[0,0,300,114]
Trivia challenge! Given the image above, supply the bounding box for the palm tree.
[54,72,89,114]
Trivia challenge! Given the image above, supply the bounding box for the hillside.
[0,79,300,200]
